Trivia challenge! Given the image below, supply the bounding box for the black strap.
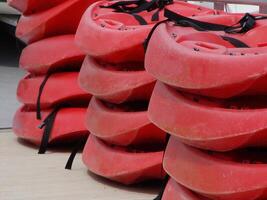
[65,136,88,170]
[151,9,160,21]
[132,13,148,25]
[144,19,169,51]
[101,0,173,24]
[221,36,249,48]
[128,0,168,14]
[36,73,52,120]
[153,133,170,200]
[165,9,231,31]
[101,0,173,13]
[164,9,267,34]
[153,175,169,200]
[38,107,60,154]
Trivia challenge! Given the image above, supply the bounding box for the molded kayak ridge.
[145,14,267,98]
[13,106,89,145]
[20,35,85,75]
[148,82,267,151]
[7,0,66,15]
[82,135,165,185]
[16,0,99,44]
[75,0,217,63]
[79,56,155,103]
[17,72,91,110]
[164,136,267,200]
[86,97,166,146]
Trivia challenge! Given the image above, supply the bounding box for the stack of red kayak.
[10,0,267,199]
[9,0,99,44]
[144,7,267,200]
[75,0,218,185]
[9,0,98,153]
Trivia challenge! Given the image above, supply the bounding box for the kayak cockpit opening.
[181,91,267,110]
[96,59,145,71]
[208,147,267,164]
[102,100,149,112]
[107,140,165,153]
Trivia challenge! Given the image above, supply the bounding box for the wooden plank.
[0,132,160,200]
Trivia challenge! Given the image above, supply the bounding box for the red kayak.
[145,12,267,98]
[13,106,89,146]
[16,0,98,44]
[79,56,155,103]
[86,97,166,146]
[20,35,85,75]
[75,0,216,63]
[7,0,65,15]
[17,72,91,110]
[149,82,267,151]
[82,135,165,185]
[162,178,209,200]
[164,136,267,200]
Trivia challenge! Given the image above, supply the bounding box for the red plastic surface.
[82,134,165,185]
[20,35,85,75]
[13,106,89,145]
[75,0,217,63]
[17,72,91,110]
[145,14,267,98]
[86,97,166,146]
[164,136,267,200]
[79,56,155,103]
[7,0,66,15]
[162,178,209,200]
[149,82,267,151]
[16,0,98,44]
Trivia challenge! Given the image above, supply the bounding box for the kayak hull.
[17,72,91,110]
[79,56,155,103]
[145,15,267,98]
[82,135,165,185]
[148,82,267,151]
[75,0,216,63]
[86,97,166,146]
[162,178,209,200]
[20,35,85,75]
[16,0,98,44]
[164,136,267,200]
[13,106,89,145]
[7,0,66,15]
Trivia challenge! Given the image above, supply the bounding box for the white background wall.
[188,1,260,13]
[226,4,259,12]
[0,2,19,14]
